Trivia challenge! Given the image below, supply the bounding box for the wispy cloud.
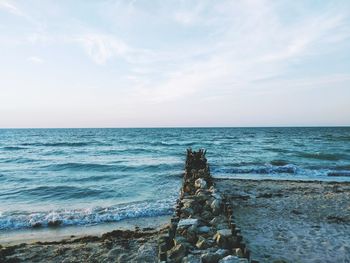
[27,56,44,64]
[1,0,350,126]
[0,1,23,16]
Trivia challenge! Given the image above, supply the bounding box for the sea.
[0,127,349,233]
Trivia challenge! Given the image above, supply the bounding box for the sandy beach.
[1,178,349,262]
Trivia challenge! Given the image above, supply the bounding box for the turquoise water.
[0,127,349,231]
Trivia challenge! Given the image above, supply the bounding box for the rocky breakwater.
[158,149,258,263]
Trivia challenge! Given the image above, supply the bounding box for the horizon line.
[1,125,350,129]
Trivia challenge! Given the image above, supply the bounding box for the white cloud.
[1,0,350,126]
[27,56,44,64]
[75,34,130,65]
[0,1,23,16]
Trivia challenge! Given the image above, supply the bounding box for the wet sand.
[216,179,350,263]
[0,216,170,263]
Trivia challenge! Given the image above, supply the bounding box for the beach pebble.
[201,252,221,263]
[232,248,244,257]
[215,249,230,258]
[198,226,211,234]
[201,210,213,221]
[210,216,226,226]
[214,229,233,248]
[196,236,213,249]
[218,255,241,263]
[195,178,207,189]
[182,254,201,263]
[211,199,222,215]
[168,244,187,263]
[47,220,62,227]
[178,219,198,228]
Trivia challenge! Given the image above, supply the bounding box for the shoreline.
[0,215,171,246]
[1,177,350,262]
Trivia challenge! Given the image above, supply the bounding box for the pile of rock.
[159,149,258,263]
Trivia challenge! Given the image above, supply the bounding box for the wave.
[213,164,297,175]
[213,163,350,178]
[298,152,349,161]
[263,147,291,153]
[0,200,173,230]
[270,160,289,166]
[324,135,350,142]
[41,162,182,172]
[334,165,350,171]
[2,146,27,151]
[1,157,40,164]
[20,142,90,147]
[133,141,196,147]
[327,171,350,177]
[99,148,157,155]
[2,185,106,200]
[43,163,118,172]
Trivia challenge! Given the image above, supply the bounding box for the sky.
[0,0,350,128]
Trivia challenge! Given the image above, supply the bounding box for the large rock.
[211,199,222,215]
[195,178,207,189]
[232,248,244,258]
[210,216,227,226]
[195,236,213,249]
[178,219,198,228]
[174,236,191,248]
[182,254,201,263]
[186,224,198,244]
[201,252,221,263]
[214,229,233,248]
[168,244,187,263]
[198,226,211,234]
[201,210,213,221]
[218,255,241,263]
[215,249,230,258]
[216,223,230,230]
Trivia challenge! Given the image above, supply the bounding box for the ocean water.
[0,127,349,232]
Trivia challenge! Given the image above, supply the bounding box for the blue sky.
[0,0,349,128]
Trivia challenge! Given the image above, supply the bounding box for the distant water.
[0,127,350,231]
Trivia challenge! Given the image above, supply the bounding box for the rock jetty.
[158,149,257,263]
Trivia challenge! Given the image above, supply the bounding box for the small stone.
[181,207,194,217]
[209,216,226,226]
[232,248,244,257]
[201,252,221,263]
[182,254,201,263]
[195,178,207,189]
[195,236,212,249]
[211,192,222,200]
[48,220,62,227]
[178,219,198,228]
[216,223,230,230]
[214,229,233,248]
[215,249,230,258]
[201,210,213,221]
[31,222,42,228]
[174,236,188,246]
[186,225,198,244]
[211,199,222,215]
[168,244,187,263]
[198,226,211,234]
[218,255,240,263]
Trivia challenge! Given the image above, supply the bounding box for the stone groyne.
[159,149,258,263]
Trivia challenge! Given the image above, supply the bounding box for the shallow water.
[0,127,349,231]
